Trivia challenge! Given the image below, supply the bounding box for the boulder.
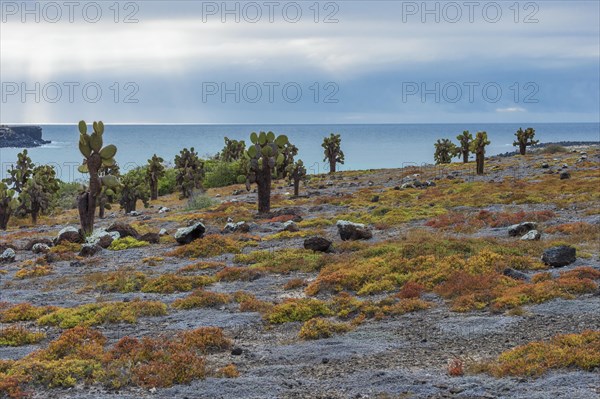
[24,237,53,250]
[520,230,541,241]
[503,267,529,281]
[282,220,299,233]
[222,221,250,234]
[541,245,576,267]
[541,162,549,169]
[304,236,332,252]
[86,229,120,248]
[159,228,168,236]
[508,222,537,237]
[55,226,83,244]
[32,243,51,254]
[128,211,142,217]
[158,206,171,214]
[560,171,571,180]
[0,248,16,263]
[337,220,373,241]
[139,232,161,244]
[79,244,102,257]
[107,222,139,239]
[174,222,206,245]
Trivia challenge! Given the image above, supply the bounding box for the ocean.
[0,123,598,182]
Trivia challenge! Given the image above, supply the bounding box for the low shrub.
[0,326,45,347]
[172,290,232,310]
[108,237,150,251]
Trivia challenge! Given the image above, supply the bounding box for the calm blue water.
[1,123,598,181]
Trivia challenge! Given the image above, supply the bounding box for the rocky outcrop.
[0,125,49,148]
[175,222,206,244]
[55,226,83,244]
[0,248,16,263]
[508,222,537,237]
[337,220,373,241]
[107,222,139,239]
[304,236,332,252]
[542,245,576,267]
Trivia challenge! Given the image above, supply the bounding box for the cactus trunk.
[476,153,484,175]
[257,171,271,214]
[329,159,336,174]
[31,205,39,225]
[462,150,469,163]
[519,143,526,155]
[98,200,105,219]
[0,204,10,230]
[293,178,300,197]
[78,154,102,236]
[150,179,158,200]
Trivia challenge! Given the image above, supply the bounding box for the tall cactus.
[322,133,344,174]
[0,182,18,230]
[175,148,204,199]
[3,149,33,194]
[219,137,246,162]
[77,120,120,235]
[147,154,165,200]
[237,131,289,213]
[434,139,459,165]
[456,130,473,163]
[513,127,538,155]
[286,159,307,197]
[19,165,59,225]
[470,131,490,175]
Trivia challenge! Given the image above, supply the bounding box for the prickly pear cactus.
[237,131,289,213]
[0,182,18,230]
[3,149,33,193]
[219,137,246,162]
[470,131,490,175]
[322,133,344,174]
[175,148,204,199]
[513,127,539,155]
[19,165,59,225]
[434,139,459,165]
[286,159,307,197]
[456,130,473,163]
[147,154,165,200]
[120,167,150,214]
[77,120,119,235]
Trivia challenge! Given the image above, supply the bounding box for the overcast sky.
[1,0,598,123]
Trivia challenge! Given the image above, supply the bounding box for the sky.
[0,0,599,124]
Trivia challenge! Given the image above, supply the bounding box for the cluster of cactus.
[286,159,307,197]
[3,149,33,194]
[237,131,289,213]
[0,182,18,230]
[147,154,165,200]
[470,131,491,175]
[513,127,538,155]
[456,131,473,163]
[175,147,204,199]
[322,134,344,173]
[77,120,120,235]
[434,139,459,165]
[218,137,246,162]
[119,167,150,213]
[19,165,59,224]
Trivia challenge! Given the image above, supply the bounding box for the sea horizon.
[1,122,598,182]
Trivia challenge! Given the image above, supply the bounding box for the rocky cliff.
[0,125,49,148]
